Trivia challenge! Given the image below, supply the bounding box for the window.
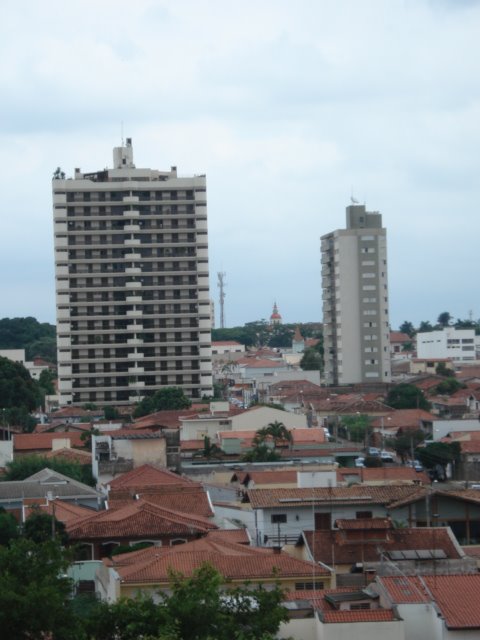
[271,514,287,524]
[295,581,324,590]
[361,235,375,241]
[362,285,376,291]
[356,511,373,518]
[351,603,371,610]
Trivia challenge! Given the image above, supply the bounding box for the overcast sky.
[1,0,479,330]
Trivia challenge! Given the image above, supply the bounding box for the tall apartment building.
[53,139,212,406]
[321,203,391,386]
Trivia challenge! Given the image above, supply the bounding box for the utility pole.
[217,272,226,329]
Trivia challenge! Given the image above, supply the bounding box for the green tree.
[300,347,322,371]
[437,311,452,328]
[416,441,461,474]
[0,356,41,412]
[0,539,80,640]
[0,508,19,546]
[133,387,192,418]
[387,429,426,464]
[341,414,371,443]
[83,563,288,640]
[435,361,455,378]
[2,406,37,433]
[0,317,57,363]
[418,320,434,333]
[23,507,69,545]
[160,563,288,640]
[104,405,120,420]
[3,455,95,487]
[435,377,464,395]
[399,321,415,337]
[242,443,281,462]
[386,383,431,411]
[38,368,56,395]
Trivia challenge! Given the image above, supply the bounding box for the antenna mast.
[217,272,226,329]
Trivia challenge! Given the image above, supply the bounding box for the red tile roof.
[14,432,85,451]
[303,526,461,565]
[44,447,92,464]
[379,575,430,603]
[321,609,396,624]
[370,409,436,429]
[108,487,213,518]
[423,574,480,628]
[132,409,199,429]
[24,499,95,526]
[67,500,216,540]
[247,485,426,509]
[390,332,411,343]
[108,464,196,490]
[109,536,327,585]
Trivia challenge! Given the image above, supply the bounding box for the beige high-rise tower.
[321,203,391,386]
[53,139,212,406]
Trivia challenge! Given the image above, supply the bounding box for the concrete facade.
[53,139,212,406]
[417,327,476,362]
[321,204,391,386]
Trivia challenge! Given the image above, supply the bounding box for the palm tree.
[265,421,292,449]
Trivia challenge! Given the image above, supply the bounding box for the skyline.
[1,0,480,329]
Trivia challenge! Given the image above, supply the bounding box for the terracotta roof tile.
[108,464,196,490]
[423,574,480,628]
[322,609,396,623]
[14,432,85,451]
[110,537,327,584]
[379,575,430,603]
[247,485,426,509]
[304,526,461,565]
[68,500,216,540]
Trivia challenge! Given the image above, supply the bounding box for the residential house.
[377,573,480,639]
[96,532,333,602]
[67,499,217,560]
[92,430,167,483]
[105,463,214,519]
[0,468,104,519]
[243,485,427,546]
[297,518,473,583]
[280,586,403,640]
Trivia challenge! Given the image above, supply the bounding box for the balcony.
[124,238,141,246]
[123,196,139,204]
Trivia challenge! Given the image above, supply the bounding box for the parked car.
[367,447,380,457]
[406,459,424,472]
[380,450,394,462]
[355,457,365,468]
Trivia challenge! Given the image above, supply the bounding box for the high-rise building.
[53,139,212,406]
[321,203,391,386]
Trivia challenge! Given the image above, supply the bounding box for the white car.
[380,450,394,462]
[355,457,365,468]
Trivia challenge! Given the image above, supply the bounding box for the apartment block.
[53,139,212,406]
[321,203,391,385]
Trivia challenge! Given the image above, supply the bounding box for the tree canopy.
[300,347,322,371]
[133,387,192,418]
[2,455,95,487]
[386,383,431,411]
[0,356,41,412]
[0,539,77,640]
[0,317,57,363]
[83,563,288,640]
